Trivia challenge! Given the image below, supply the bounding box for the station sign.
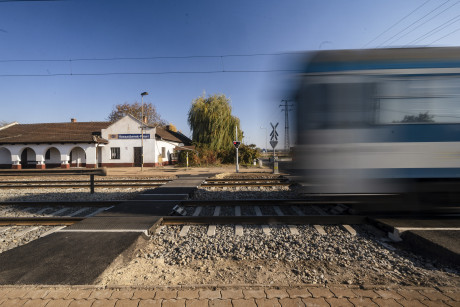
[109,134,150,140]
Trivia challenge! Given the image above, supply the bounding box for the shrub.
[177,143,260,166]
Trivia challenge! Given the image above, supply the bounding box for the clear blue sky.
[1,0,460,149]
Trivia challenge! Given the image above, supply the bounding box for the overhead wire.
[362,0,431,48]
[376,0,452,48]
[406,14,460,45]
[385,0,460,46]
[0,51,303,77]
[427,25,460,45]
[0,69,303,77]
[0,51,301,63]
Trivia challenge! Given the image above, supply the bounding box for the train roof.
[303,46,460,74]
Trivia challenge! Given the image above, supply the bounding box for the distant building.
[0,115,192,169]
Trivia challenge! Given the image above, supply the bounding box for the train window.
[299,82,374,129]
[376,77,460,124]
[110,147,120,159]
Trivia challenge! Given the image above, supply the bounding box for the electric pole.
[279,99,294,151]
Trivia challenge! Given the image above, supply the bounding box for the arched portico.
[70,147,86,167]
[20,147,37,169]
[0,147,12,169]
[44,147,61,168]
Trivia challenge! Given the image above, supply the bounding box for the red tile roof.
[0,122,111,144]
[155,127,192,145]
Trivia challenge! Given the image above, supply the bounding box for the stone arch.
[69,147,86,167]
[20,147,37,169]
[0,147,12,169]
[44,147,61,168]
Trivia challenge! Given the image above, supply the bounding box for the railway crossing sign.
[270,140,278,149]
[233,141,241,148]
[270,122,279,141]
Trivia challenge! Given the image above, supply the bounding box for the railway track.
[0,177,292,189]
[2,200,457,226]
[202,177,291,187]
[0,178,171,189]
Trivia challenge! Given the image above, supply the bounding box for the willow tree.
[188,93,243,150]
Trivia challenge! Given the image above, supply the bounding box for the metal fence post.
[90,174,95,194]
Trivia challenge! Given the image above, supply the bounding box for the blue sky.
[1,0,460,149]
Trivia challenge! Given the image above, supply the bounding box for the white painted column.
[85,146,97,168]
[61,154,70,168]
[36,154,45,169]
[11,154,21,169]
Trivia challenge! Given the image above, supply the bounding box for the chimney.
[143,116,147,124]
[71,118,77,123]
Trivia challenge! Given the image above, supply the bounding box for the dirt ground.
[97,234,460,288]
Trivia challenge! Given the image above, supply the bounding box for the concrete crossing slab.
[0,175,210,285]
[0,232,143,285]
[63,216,162,231]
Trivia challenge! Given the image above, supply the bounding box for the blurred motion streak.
[293,47,460,194]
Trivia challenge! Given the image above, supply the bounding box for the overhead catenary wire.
[0,69,302,77]
[427,25,460,45]
[385,0,460,47]
[0,51,301,63]
[376,0,452,48]
[362,0,431,48]
[406,14,460,45]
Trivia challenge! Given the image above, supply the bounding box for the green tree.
[238,144,261,164]
[188,93,243,150]
[107,102,166,126]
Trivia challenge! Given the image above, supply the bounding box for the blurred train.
[294,47,460,194]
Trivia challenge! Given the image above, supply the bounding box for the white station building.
[0,115,192,169]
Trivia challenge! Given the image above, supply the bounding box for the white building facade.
[0,115,191,169]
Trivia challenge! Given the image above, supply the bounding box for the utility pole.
[279,99,294,152]
[140,91,149,171]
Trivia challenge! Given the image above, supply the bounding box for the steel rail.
[161,215,368,225]
[0,217,84,226]
[201,182,291,187]
[0,179,172,184]
[178,199,360,206]
[0,183,165,189]
[0,200,123,207]
[205,178,289,182]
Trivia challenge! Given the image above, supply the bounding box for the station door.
[134,147,142,167]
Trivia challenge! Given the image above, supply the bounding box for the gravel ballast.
[98,222,460,287]
[98,178,460,288]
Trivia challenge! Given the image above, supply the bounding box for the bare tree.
[107,102,166,126]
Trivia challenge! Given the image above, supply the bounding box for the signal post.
[270,122,279,174]
[233,140,241,173]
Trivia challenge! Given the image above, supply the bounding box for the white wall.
[156,139,178,164]
[100,115,156,165]
[0,147,11,164]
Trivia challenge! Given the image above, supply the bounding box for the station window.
[111,147,120,159]
[161,147,166,159]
